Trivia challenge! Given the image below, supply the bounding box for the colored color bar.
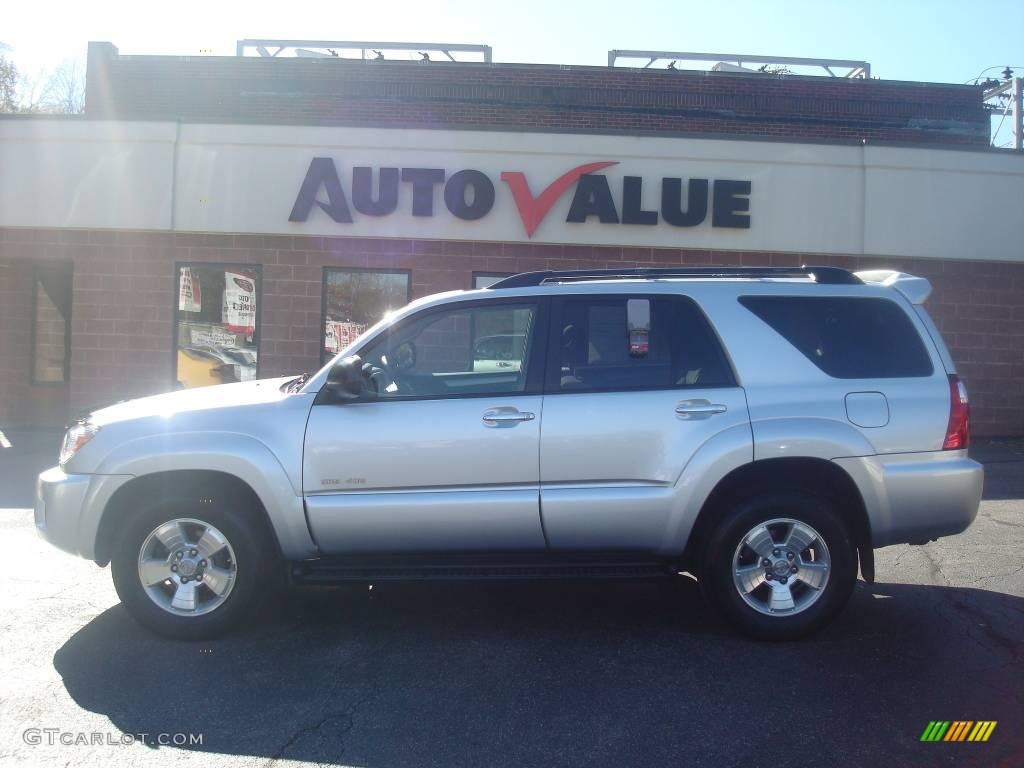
[946,721,969,741]
[922,720,996,743]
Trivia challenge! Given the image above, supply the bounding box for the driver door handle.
[482,408,536,427]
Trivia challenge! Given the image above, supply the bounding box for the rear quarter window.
[738,296,933,378]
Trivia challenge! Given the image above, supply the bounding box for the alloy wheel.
[731,517,832,616]
[136,517,238,616]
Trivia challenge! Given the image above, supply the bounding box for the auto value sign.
[289,158,751,237]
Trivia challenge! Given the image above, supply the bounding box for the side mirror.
[325,355,365,400]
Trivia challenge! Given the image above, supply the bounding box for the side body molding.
[91,432,318,560]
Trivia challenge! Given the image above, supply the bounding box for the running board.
[291,559,676,584]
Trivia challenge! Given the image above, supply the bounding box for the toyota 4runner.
[35,266,984,640]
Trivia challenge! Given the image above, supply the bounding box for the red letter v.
[501,161,617,237]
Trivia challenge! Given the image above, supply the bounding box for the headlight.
[59,421,100,467]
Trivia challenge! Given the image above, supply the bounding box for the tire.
[698,490,857,641]
[110,492,280,640]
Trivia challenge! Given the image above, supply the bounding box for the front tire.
[699,491,857,640]
[111,494,277,640]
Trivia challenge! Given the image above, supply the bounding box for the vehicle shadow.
[53,578,1022,767]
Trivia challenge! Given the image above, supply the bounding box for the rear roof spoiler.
[854,270,932,304]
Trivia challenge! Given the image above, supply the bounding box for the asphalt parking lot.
[0,430,1021,768]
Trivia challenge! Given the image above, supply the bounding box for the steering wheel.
[382,341,419,395]
[361,362,390,395]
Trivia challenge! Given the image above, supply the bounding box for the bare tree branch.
[0,47,86,114]
[0,43,19,113]
[40,58,85,114]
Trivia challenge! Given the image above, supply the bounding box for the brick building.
[1,42,1022,435]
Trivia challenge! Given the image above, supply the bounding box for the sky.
[3,0,1023,141]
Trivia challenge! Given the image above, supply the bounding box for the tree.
[0,44,18,112]
[40,58,85,114]
[0,45,85,114]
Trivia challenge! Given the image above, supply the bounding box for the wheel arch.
[94,470,281,566]
[682,457,874,582]
[87,432,318,563]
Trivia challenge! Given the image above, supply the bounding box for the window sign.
[222,270,257,334]
[178,267,202,312]
[175,265,261,389]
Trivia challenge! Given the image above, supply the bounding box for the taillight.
[943,375,970,450]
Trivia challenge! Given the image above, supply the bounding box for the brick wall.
[1,227,1022,436]
[0,258,31,425]
[83,43,989,146]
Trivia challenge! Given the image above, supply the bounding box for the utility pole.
[1013,77,1023,151]
[984,74,1023,151]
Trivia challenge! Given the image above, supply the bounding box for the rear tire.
[111,492,279,640]
[699,490,857,640]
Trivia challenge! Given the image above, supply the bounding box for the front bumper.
[35,467,133,560]
[834,450,984,548]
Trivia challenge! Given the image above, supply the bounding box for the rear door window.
[551,295,735,392]
[738,296,933,378]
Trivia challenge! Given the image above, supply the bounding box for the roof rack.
[487,266,862,289]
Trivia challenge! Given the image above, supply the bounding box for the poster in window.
[178,268,202,312]
[324,320,367,354]
[222,270,257,335]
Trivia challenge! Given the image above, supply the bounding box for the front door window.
[358,302,538,399]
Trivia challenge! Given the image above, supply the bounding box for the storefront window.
[472,273,511,289]
[322,269,411,363]
[175,265,260,389]
[32,263,73,384]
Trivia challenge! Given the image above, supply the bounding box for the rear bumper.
[834,450,983,548]
[35,467,134,560]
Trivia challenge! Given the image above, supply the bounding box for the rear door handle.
[482,408,535,427]
[675,401,727,419]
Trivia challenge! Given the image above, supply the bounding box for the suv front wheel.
[111,494,278,639]
[699,491,858,640]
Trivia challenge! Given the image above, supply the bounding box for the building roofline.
[87,41,982,92]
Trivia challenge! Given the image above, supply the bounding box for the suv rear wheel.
[111,494,278,639]
[699,491,857,640]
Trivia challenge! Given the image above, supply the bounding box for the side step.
[291,558,676,584]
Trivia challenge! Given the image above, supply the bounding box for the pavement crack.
[267,710,355,766]
[916,545,951,586]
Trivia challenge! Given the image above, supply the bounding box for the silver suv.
[35,266,983,640]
